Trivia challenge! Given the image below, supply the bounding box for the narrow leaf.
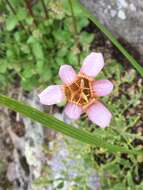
[0,95,142,156]
[76,1,143,77]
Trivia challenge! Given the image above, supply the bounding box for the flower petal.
[87,102,112,128]
[59,65,77,84]
[80,52,104,77]
[93,80,113,96]
[64,103,82,120]
[38,85,65,105]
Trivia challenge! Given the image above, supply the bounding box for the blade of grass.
[0,94,142,155]
[68,0,80,65]
[76,1,143,77]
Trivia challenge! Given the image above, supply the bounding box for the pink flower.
[39,52,113,128]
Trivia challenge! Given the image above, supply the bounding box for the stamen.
[81,92,88,103]
[64,75,96,107]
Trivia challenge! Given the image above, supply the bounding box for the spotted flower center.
[64,74,96,108]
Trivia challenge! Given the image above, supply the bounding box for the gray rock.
[46,113,100,190]
[80,0,143,56]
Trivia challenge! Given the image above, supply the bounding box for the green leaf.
[21,75,38,91]
[127,171,135,187]
[10,0,21,6]
[53,30,71,43]
[0,94,142,156]
[67,52,78,66]
[0,60,7,73]
[76,1,143,77]
[22,64,34,79]
[17,8,27,21]
[39,66,52,82]
[31,41,44,61]
[80,32,94,45]
[6,15,18,31]
[112,183,126,190]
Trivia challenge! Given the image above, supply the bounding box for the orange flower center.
[64,74,96,109]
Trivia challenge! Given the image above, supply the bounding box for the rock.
[5,90,45,190]
[80,0,143,57]
[46,113,100,190]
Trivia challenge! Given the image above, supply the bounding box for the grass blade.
[0,94,142,155]
[76,1,143,77]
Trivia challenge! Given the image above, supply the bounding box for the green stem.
[24,0,37,26]
[68,0,78,34]
[5,0,16,14]
[41,0,49,19]
[68,0,80,65]
[5,0,26,30]
[0,94,142,156]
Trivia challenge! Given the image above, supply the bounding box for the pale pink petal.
[93,80,113,96]
[87,102,112,128]
[38,85,65,105]
[59,65,77,84]
[80,52,104,77]
[64,103,82,120]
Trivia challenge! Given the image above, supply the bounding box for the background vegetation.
[0,0,143,189]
